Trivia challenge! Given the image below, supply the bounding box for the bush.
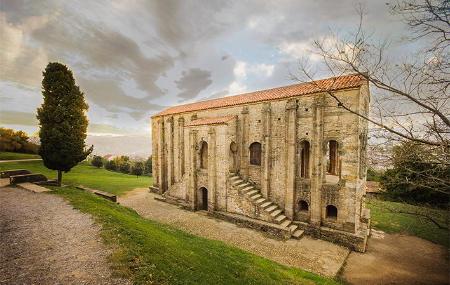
[91,155,103,168]
[105,160,117,171]
[367,167,383,182]
[131,161,144,177]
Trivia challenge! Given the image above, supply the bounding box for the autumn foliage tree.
[37,62,93,186]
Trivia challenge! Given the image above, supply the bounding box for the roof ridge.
[153,73,365,118]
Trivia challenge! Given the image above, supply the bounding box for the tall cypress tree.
[37,62,93,186]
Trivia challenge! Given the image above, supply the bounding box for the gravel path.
[120,188,350,277]
[342,229,449,285]
[0,187,129,285]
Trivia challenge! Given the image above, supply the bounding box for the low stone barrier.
[1,169,31,178]
[76,186,117,202]
[10,173,47,184]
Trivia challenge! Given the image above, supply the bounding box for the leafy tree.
[144,156,152,175]
[119,160,131,174]
[37,62,93,186]
[381,141,449,207]
[131,161,144,177]
[0,127,39,154]
[91,155,103,168]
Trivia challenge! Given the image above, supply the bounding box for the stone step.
[260,202,273,209]
[274,214,287,224]
[255,198,266,205]
[232,180,245,186]
[250,194,262,201]
[238,183,251,190]
[292,229,304,239]
[245,190,259,197]
[230,176,240,181]
[265,205,277,212]
[289,224,298,233]
[280,220,291,228]
[241,186,254,192]
[270,209,282,217]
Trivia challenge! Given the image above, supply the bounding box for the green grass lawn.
[52,186,340,285]
[0,151,41,160]
[0,160,151,195]
[367,197,449,247]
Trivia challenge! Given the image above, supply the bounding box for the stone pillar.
[261,103,271,198]
[151,119,159,187]
[284,99,297,219]
[188,130,198,208]
[310,97,324,226]
[157,118,166,193]
[167,116,174,186]
[240,106,249,180]
[178,117,185,179]
[207,128,217,211]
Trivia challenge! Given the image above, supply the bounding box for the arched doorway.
[197,187,208,210]
[326,205,338,220]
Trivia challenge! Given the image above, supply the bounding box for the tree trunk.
[57,170,62,187]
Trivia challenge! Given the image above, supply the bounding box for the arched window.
[326,205,338,220]
[249,142,262,166]
[299,200,309,212]
[326,140,339,175]
[300,141,310,178]
[200,141,208,169]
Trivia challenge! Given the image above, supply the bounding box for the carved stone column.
[261,103,271,198]
[310,96,324,226]
[207,128,216,211]
[240,106,249,180]
[284,99,297,219]
[188,130,198,208]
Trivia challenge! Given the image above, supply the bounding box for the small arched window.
[299,200,309,212]
[200,141,208,169]
[300,141,310,178]
[326,140,339,175]
[249,142,262,166]
[326,205,338,220]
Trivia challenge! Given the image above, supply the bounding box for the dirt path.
[0,159,42,163]
[342,229,449,285]
[120,188,349,277]
[0,187,129,285]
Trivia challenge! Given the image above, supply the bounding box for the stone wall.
[152,83,370,251]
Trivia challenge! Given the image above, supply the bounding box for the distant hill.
[86,134,151,159]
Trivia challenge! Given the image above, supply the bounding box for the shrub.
[131,161,144,177]
[91,155,103,168]
[367,167,383,182]
[105,160,117,171]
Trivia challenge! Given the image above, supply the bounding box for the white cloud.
[228,81,247,95]
[233,61,247,78]
[253,63,274,77]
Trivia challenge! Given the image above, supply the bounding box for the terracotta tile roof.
[185,115,236,127]
[154,74,365,117]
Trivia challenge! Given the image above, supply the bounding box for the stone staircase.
[229,173,304,240]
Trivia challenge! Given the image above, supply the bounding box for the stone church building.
[151,74,371,252]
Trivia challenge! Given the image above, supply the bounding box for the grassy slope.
[53,187,339,285]
[367,197,449,247]
[0,160,151,195]
[0,152,41,160]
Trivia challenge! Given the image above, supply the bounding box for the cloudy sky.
[0,0,411,155]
